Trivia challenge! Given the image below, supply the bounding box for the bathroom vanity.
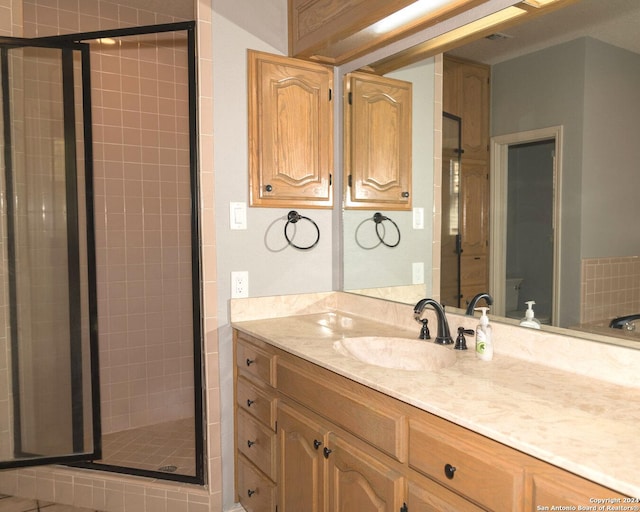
[231,292,639,511]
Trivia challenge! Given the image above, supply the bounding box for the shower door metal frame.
[37,21,205,485]
[0,37,101,469]
[0,21,205,486]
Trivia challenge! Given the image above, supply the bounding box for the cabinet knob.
[265,184,273,192]
[444,463,456,479]
[246,358,254,366]
[401,191,410,198]
[247,440,255,448]
[246,399,255,407]
[313,439,322,450]
[323,447,332,459]
[247,489,256,498]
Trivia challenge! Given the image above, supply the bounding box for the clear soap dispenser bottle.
[475,307,493,361]
[520,300,541,329]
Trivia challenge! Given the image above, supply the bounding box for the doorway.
[490,126,562,325]
[0,23,204,484]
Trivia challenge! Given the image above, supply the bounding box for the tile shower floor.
[97,417,196,476]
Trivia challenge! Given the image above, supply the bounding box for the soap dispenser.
[520,301,541,329]
[474,307,493,361]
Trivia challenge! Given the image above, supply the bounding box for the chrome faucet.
[465,292,493,316]
[414,298,453,345]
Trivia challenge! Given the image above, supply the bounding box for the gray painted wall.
[581,38,640,257]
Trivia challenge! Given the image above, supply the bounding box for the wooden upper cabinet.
[248,50,333,208]
[344,71,412,210]
[443,56,490,162]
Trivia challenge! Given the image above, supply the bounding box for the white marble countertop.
[231,293,640,499]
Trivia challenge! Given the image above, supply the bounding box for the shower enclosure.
[0,22,204,484]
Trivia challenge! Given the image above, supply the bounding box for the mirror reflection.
[342,0,640,345]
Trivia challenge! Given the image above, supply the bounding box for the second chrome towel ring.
[284,210,320,250]
[373,212,401,248]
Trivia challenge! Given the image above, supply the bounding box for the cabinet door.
[527,468,630,511]
[326,432,405,512]
[459,62,489,162]
[248,50,333,208]
[344,71,412,210]
[277,402,326,512]
[459,162,488,298]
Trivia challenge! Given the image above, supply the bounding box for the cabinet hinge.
[348,174,352,187]
[329,88,332,101]
[329,173,332,186]
[348,91,352,105]
[275,420,278,433]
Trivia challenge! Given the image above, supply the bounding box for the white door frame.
[489,126,563,324]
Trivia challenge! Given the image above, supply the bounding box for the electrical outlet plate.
[412,262,424,285]
[231,271,249,298]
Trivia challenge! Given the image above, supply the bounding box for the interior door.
[0,38,100,468]
[440,113,462,308]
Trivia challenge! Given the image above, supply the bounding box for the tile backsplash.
[581,256,640,324]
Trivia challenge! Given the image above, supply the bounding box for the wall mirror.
[341,0,640,348]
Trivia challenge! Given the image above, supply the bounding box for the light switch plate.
[230,202,247,230]
[413,207,424,229]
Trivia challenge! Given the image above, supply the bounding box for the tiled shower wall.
[581,256,640,324]
[90,34,194,434]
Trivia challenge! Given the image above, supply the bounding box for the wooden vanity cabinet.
[344,71,413,210]
[233,331,631,511]
[277,400,405,512]
[248,50,333,208]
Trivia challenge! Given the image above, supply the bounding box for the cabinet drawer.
[236,336,276,385]
[237,408,277,480]
[409,417,525,511]
[277,357,406,462]
[237,453,277,512]
[236,376,277,430]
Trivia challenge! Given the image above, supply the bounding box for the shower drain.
[158,465,178,473]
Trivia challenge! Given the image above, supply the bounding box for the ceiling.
[448,0,640,64]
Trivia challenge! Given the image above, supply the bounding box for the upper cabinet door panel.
[344,72,412,210]
[248,50,333,208]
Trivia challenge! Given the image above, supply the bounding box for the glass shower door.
[0,40,99,468]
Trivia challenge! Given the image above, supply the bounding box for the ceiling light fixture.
[373,0,457,34]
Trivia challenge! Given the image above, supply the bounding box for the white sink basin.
[333,336,456,371]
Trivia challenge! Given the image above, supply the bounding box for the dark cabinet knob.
[401,191,410,198]
[246,358,254,366]
[247,489,256,497]
[247,440,255,448]
[313,439,322,450]
[323,447,332,459]
[444,463,456,479]
[246,399,255,407]
[265,184,273,192]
